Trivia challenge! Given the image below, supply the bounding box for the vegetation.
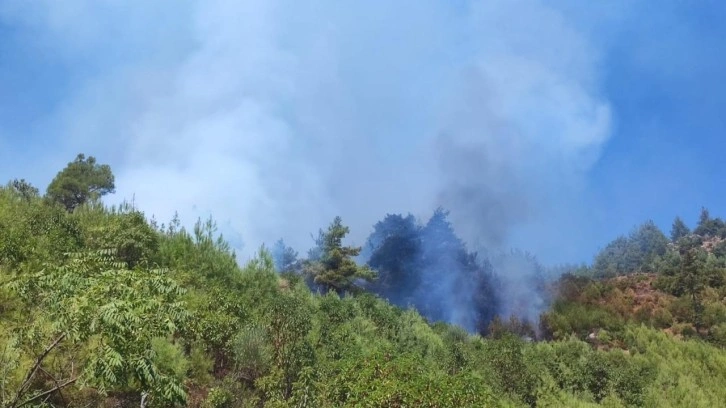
[46,154,115,212]
[592,221,669,278]
[1,154,726,407]
[302,216,376,295]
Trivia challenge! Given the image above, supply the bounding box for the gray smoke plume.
[434,51,609,256]
[3,0,611,327]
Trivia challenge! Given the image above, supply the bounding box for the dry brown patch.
[278,278,290,291]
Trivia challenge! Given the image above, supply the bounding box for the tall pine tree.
[676,237,706,330]
[46,154,115,212]
[303,217,376,294]
[670,216,691,241]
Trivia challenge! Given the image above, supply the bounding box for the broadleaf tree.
[1,249,189,407]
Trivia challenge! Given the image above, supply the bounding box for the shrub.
[201,387,233,408]
[151,337,190,381]
[651,308,674,329]
[230,325,273,384]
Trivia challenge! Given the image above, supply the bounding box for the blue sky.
[587,1,726,241]
[1,0,725,265]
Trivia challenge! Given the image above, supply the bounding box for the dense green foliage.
[302,217,376,295]
[46,154,115,212]
[592,221,669,278]
[670,217,690,242]
[2,157,726,407]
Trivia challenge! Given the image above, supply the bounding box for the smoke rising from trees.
[1,0,611,265]
[1,0,613,332]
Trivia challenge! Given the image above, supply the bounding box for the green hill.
[1,156,725,407]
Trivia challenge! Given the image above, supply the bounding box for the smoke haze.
[0,0,612,266]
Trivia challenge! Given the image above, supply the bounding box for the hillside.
[1,156,726,407]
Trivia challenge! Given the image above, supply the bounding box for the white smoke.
[1,0,611,264]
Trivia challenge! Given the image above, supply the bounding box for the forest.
[2,154,726,407]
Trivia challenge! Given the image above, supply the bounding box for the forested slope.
[1,155,725,407]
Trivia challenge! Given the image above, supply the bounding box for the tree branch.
[9,333,67,408]
[17,377,77,408]
[0,275,24,288]
[0,270,46,288]
[38,367,68,407]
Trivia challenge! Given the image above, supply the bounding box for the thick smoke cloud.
[1,0,612,265]
[363,210,547,333]
[434,26,611,252]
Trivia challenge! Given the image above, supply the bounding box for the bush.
[201,387,233,408]
[703,301,726,328]
[708,323,726,347]
[651,308,674,329]
[483,334,539,406]
[187,344,214,386]
[541,301,625,340]
[530,338,655,406]
[230,325,273,384]
[151,337,190,381]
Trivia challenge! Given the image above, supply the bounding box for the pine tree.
[272,239,298,272]
[365,214,421,302]
[676,237,706,330]
[699,207,710,228]
[303,217,376,294]
[693,207,725,237]
[670,216,690,241]
[46,154,115,212]
[8,179,39,201]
